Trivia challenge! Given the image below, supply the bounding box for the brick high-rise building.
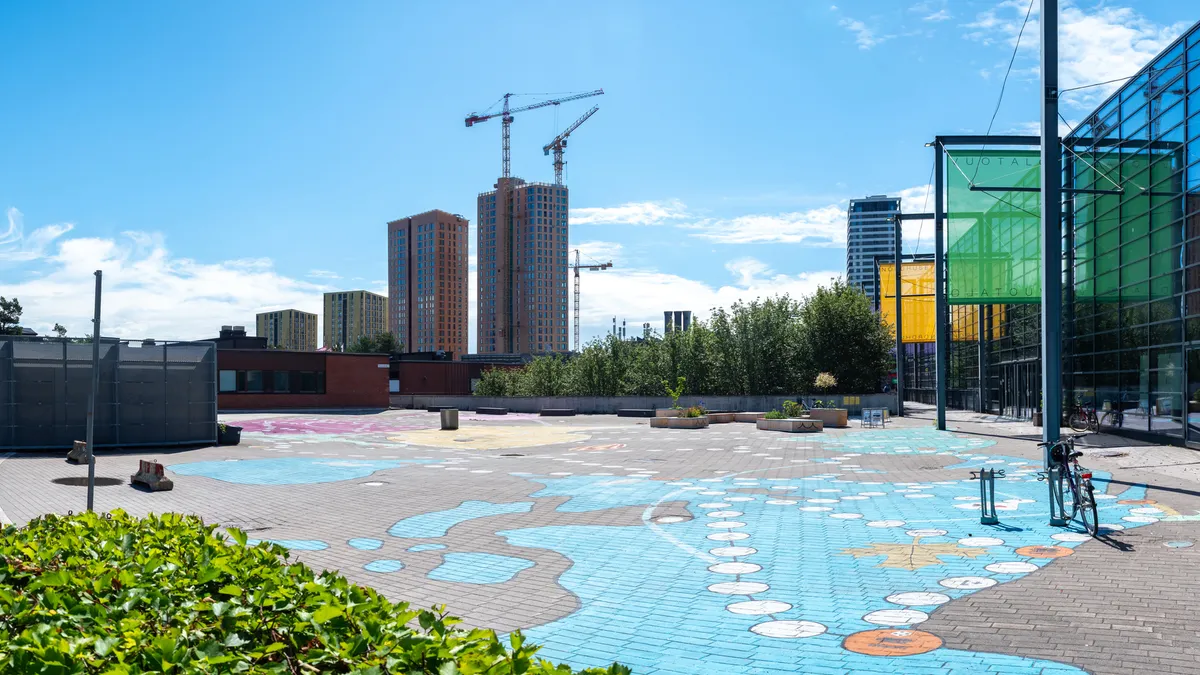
[387,210,469,356]
[322,290,388,352]
[256,309,318,351]
[477,178,569,354]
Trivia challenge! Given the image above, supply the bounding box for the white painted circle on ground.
[957,537,1004,547]
[708,562,762,575]
[939,576,998,590]
[765,499,798,505]
[798,506,833,512]
[708,581,769,595]
[654,516,688,524]
[905,494,936,499]
[707,511,743,518]
[698,490,727,496]
[813,489,843,493]
[749,620,827,639]
[886,592,951,606]
[1093,493,1117,500]
[726,497,756,502]
[667,482,692,486]
[707,532,750,541]
[867,520,906,528]
[710,546,757,557]
[680,486,704,491]
[863,609,929,626]
[1051,532,1092,542]
[1131,507,1163,514]
[1123,515,1159,523]
[699,478,724,483]
[699,502,732,509]
[807,498,840,504]
[726,600,792,615]
[906,529,948,537]
[706,521,746,529]
[840,495,870,501]
[1099,523,1125,531]
[859,492,887,497]
[985,562,1038,574]
[829,513,864,520]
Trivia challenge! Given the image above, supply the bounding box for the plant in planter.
[782,400,807,418]
[764,409,786,419]
[217,422,243,446]
[663,376,686,409]
[806,374,849,428]
[680,405,707,418]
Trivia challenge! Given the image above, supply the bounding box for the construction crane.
[543,105,599,185]
[465,90,603,178]
[569,249,613,351]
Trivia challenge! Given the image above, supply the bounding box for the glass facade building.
[906,20,1200,445]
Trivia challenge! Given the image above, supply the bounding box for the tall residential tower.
[477,178,569,354]
[322,290,388,351]
[387,210,469,356]
[256,309,318,351]
[846,195,900,309]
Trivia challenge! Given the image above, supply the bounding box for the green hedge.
[0,511,630,674]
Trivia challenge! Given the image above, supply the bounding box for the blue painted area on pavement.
[428,552,534,584]
[169,457,434,485]
[364,559,406,572]
[348,538,383,550]
[407,543,449,552]
[489,428,1156,674]
[387,500,534,538]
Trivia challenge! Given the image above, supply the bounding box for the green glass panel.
[945,149,1041,304]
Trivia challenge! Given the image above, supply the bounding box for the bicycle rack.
[1047,463,1069,527]
[977,468,1000,525]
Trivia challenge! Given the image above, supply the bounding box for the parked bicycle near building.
[1038,433,1099,536]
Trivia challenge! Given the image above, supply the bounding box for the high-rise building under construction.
[477,178,569,354]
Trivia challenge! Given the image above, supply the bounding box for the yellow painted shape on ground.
[388,425,590,450]
[840,537,987,570]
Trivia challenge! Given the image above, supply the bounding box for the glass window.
[245,370,264,393]
[219,370,237,393]
[299,371,319,393]
[273,370,290,392]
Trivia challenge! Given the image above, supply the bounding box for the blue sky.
[1,1,1193,346]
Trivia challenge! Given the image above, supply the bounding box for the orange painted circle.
[1015,545,1074,559]
[1118,499,1156,505]
[843,629,943,657]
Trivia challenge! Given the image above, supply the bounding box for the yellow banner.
[879,262,1004,343]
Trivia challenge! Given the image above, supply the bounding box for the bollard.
[979,468,999,525]
[440,408,459,431]
[130,460,174,491]
[66,440,90,465]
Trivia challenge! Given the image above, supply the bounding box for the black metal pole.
[894,216,904,416]
[1040,0,1067,526]
[934,142,947,431]
[86,270,102,512]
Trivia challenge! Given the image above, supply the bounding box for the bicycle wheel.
[1099,411,1117,428]
[1061,465,1080,520]
[1068,411,1090,432]
[1077,482,1099,537]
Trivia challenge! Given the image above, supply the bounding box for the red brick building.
[217,350,388,410]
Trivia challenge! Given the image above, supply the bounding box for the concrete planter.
[735,412,765,423]
[651,416,710,429]
[807,408,848,428]
[656,408,684,418]
[756,418,823,433]
[707,412,736,424]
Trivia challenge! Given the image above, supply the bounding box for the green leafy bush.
[679,405,706,419]
[763,410,785,420]
[0,511,630,674]
[662,376,686,409]
[781,400,806,418]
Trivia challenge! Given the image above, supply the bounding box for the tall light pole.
[1040,0,1067,525]
[86,270,102,512]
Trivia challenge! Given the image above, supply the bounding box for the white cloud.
[839,18,887,50]
[725,257,772,286]
[6,218,328,340]
[683,204,848,246]
[967,1,1188,108]
[0,208,74,262]
[307,269,341,279]
[570,199,688,226]
[924,9,951,22]
[574,240,622,264]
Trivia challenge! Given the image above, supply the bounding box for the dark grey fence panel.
[0,337,216,450]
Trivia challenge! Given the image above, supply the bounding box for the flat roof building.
[847,195,900,309]
[477,178,570,354]
[256,309,318,351]
[388,210,469,356]
[323,290,387,352]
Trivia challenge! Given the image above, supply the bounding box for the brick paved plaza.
[2,406,1198,674]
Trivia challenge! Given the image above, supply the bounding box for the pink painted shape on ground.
[237,418,428,435]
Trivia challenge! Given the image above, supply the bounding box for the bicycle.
[1038,433,1099,536]
[1067,401,1097,432]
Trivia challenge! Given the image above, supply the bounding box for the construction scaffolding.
[0,336,217,450]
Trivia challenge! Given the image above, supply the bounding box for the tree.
[0,297,21,335]
[347,332,403,354]
[52,323,67,338]
[797,281,892,393]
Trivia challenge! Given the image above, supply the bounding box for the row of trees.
[475,281,893,397]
